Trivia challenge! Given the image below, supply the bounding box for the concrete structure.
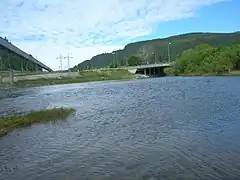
[124,62,174,76]
[0,62,174,84]
[1,71,79,83]
[126,63,172,70]
[0,37,52,72]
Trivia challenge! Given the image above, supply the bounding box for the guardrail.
[121,62,174,69]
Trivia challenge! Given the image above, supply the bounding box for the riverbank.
[12,69,136,88]
[0,108,75,137]
[165,70,240,77]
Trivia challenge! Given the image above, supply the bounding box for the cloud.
[0,0,225,70]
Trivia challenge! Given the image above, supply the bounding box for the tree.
[127,56,143,66]
[167,43,240,75]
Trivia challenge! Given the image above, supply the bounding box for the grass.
[14,69,135,88]
[165,70,240,77]
[0,107,75,137]
[226,70,240,76]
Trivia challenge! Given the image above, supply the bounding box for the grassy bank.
[0,108,75,137]
[165,69,240,76]
[14,69,135,88]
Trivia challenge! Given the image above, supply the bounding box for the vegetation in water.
[14,69,135,88]
[0,108,75,137]
[165,44,240,76]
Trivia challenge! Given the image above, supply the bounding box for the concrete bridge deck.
[124,63,173,70]
[122,62,175,75]
[0,37,52,72]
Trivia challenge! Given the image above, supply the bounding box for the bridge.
[0,37,53,72]
[123,62,174,76]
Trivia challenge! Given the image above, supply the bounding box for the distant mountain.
[71,32,240,70]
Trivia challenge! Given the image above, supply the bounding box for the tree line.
[165,44,240,75]
[73,32,240,70]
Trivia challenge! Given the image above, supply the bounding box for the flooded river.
[1,77,240,180]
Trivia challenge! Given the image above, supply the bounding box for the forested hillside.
[71,32,240,70]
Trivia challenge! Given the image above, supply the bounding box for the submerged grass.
[0,107,75,137]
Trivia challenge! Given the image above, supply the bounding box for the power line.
[56,55,63,71]
[63,52,73,73]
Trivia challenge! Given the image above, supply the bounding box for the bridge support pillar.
[149,68,151,76]
[144,68,146,75]
[157,67,160,75]
[9,70,14,84]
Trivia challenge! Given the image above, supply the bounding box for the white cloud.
[0,0,225,70]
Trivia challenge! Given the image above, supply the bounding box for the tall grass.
[0,108,75,137]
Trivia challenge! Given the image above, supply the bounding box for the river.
[1,77,240,180]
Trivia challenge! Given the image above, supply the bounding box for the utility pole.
[0,48,4,72]
[0,56,2,84]
[168,42,171,63]
[26,62,28,72]
[7,53,14,84]
[63,52,73,75]
[139,50,144,66]
[116,51,118,68]
[112,52,115,68]
[35,56,38,72]
[0,56,3,72]
[8,53,12,71]
[21,62,23,72]
[154,52,157,64]
[125,57,128,67]
[152,52,156,64]
[56,55,63,72]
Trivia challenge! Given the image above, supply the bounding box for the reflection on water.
[1,77,240,180]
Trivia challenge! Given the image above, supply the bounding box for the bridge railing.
[121,62,175,69]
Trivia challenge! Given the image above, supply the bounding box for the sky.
[0,0,239,70]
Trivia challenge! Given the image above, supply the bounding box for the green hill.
[71,32,240,70]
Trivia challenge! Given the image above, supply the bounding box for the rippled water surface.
[1,77,240,180]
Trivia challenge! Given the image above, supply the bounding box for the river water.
[0,77,240,180]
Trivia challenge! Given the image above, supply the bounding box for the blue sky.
[0,0,239,70]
